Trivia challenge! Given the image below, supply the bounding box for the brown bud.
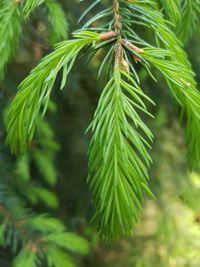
[121,39,144,63]
[121,59,130,73]
[133,55,142,64]
[121,39,144,54]
[99,31,118,41]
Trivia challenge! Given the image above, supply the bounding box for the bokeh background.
[0,1,200,266]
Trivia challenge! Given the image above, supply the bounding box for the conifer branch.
[88,67,154,240]
[0,189,89,267]
[178,0,200,41]
[86,0,155,240]
[6,31,100,154]
[0,0,68,79]
[159,0,181,24]
[23,0,44,17]
[143,48,200,169]
[4,0,200,242]
[46,0,68,43]
[126,0,200,169]
[0,0,21,78]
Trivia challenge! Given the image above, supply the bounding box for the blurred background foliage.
[0,0,200,266]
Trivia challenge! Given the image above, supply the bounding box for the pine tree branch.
[88,66,155,241]
[6,31,100,154]
[142,47,200,169]
[178,0,200,41]
[0,197,89,266]
[46,0,68,43]
[0,0,21,78]
[159,0,181,24]
[4,0,200,243]
[23,0,44,17]
[126,0,200,169]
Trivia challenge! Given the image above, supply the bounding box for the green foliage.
[46,0,68,43]
[17,154,30,182]
[23,0,68,43]
[32,149,57,185]
[123,0,200,169]
[13,103,59,209]
[43,232,89,254]
[4,0,200,242]
[46,248,76,267]
[0,174,89,267]
[6,30,100,155]
[0,0,68,78]
[23,0,44,17]
[0,0,21,78]
[143,48,200,169]
[1,89,87,266]
[33,107,60,186]
[88,67,154,240]
[178,0,200,41]
[94,122,200,266]
[159,0,181,24]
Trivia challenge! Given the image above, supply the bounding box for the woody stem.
[113,0,123,67]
